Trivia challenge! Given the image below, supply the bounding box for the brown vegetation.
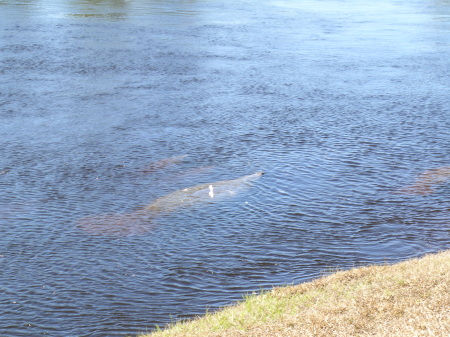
[143,250,450,337]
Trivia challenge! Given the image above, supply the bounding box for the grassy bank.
[142,250,450,337]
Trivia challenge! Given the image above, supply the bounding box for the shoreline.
[141,250,450,336]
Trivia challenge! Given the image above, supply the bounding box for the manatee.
[144,171,264,214]
[76,171,264,236]
[138,155,188,174]
[169,165,215,181]
[396,166,450,195]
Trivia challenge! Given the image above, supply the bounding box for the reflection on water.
[1,0,450,336]
[0,0,205,20]
[1,0,448,23]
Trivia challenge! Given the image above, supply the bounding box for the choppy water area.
[1,0,449,335]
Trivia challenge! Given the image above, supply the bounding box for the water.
[1,0,449,335]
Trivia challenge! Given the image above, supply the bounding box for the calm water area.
[1,0,450,335]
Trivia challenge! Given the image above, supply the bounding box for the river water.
[1,0,449,336]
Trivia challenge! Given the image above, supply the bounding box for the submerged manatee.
[138,155,187,174]
[144,171,264,214]
[396,166,450,195]
[77,171,264,236]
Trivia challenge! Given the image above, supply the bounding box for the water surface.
[1,0,450,336]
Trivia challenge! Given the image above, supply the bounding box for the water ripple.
[1,0,450,336]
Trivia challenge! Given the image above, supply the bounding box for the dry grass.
[142,250,450,337]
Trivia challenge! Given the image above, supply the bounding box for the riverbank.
[142,250,450,337]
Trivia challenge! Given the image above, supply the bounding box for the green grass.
[141,250,450,337]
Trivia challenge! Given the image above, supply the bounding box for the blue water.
[1,0,449,336]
